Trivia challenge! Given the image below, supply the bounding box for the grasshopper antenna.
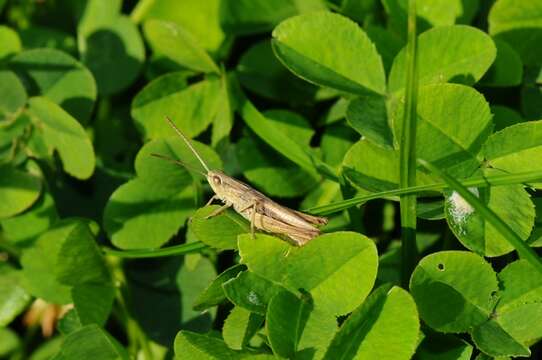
[150,153,207,177]
[165,116,210,173]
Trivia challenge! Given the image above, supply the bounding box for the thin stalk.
[399,0,419,287]
[420,160,542,275]
[307,169,542,215]
[102,241,208,258]
[130,0,156,23]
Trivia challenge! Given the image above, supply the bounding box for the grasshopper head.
[207,170,229,198]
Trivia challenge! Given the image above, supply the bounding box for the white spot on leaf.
[247,291,261,306]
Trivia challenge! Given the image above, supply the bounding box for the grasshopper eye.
[212,176,222,185]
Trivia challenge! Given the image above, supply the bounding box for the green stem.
[399,0,419,288]
[130,0,156,23]
[307,169,542,215]
[102,241,208,258]
[420,160,542,275]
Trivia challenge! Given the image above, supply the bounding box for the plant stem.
[130,0,156,23]
[102,241,208,258]
[399,0,419,288]
[420,159,542,275]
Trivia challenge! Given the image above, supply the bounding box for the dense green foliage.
[1,0,542,359]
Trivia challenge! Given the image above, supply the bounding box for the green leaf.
[221,0,327,35]
[174,330,273,359]
[0,26,21,59]
[365,26,404,73]
[72,283,115,326]
[267,290,336,359]
[191,206,249,250]
[21,220,90,304]
[104,137,220,249]
[388,25,496,92]
[223,271,284,315]
[489,0,542,66]
[0,327,19,358]
[80,16,145,95]
[238,231,378,316]
[479,39,523,87]
[136,0,226,54]
[409,251,498,333]
[51,324,129,360]
[55,223,110,285]
[323,285,419,360]
[132,75,221,139]
[0,70,26,122]
[19,26,76,54]
[10,48,96,123]
[223,306,264,350]
[491,105,524,132]
[143,19,219,74]
[320,124,358,167]
[272,12,386,96]
[498,260,542,311]
[483,120,542,187]
[415,332,473,360]
[0,164,41,218]
[236,40,320,103]
[0,264,31,326]
[470,319,530,358]
[444,170,535,257]
[193,264,246,311]
[27,96,95,179]
[346,94,394,149]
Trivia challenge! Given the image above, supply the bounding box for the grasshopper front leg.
[204,202,232,219]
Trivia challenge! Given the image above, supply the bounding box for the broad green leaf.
[132,75,221,139]
[55,223,110,285]
[71,283,115,327]
[143,19,219,74]
[223,306,264,350]
[272,12,385,96]
[137,0,225,54]
[51,325,129,360]
[221,0,327,35]
[0,26,21,59]
[10,48,96,122]
[57,308,82,335]
[21,220,91,304]
[470,319,530,358]
[346,94,394,149]
[211,72,234,147]
[521,82,542,121]
[193,264,246,311]
[479,39,523,87]
[0,70,26,122]
[530,197,542,246]
[323,285,419,360]
[80,16,145,95]
[236,40,320,103]
[489,0,542,66]
[29,337,63,360]
[19,26,76,54]
[191,206,249,250]
[415,332,473,360]
[0,264,31,326]
[365,26,403,74]
[444,170,535,257]
[483,120,542,187]
[223,271,285,315]
[239,232,378,316]
[491,105,523,131]
[104,137,220,249]
[0,164,41,218]
[320,97,349,126]
[394,84,493,178]
[174,330,273,359]
[236,136,319,198]
[409,251,498,333]
[267,290,336,359]
[27,97,95,179]
[388,25,496,92]
[0,327,19,357]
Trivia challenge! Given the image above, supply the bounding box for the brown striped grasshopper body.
[154,117,328,246]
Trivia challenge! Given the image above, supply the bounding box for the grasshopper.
[152,117,328,246]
